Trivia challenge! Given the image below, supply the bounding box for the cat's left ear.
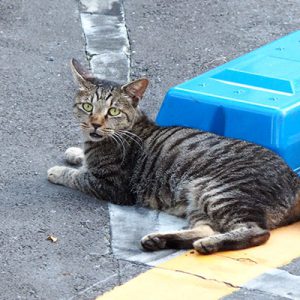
[122,78,149,105]
[70,58,96,90]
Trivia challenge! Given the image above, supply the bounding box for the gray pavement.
[2,0,300,299]
[0,1,147,299]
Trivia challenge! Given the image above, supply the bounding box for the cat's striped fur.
[48,59,300,254]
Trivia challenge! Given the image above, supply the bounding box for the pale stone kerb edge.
[242,268,300,299]
[79,0,130,83]
[108,203,187,266]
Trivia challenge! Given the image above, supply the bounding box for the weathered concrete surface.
[109,204,186,265]
[242,269,300,299]
[2,0,300,299]
[0,1,139,299]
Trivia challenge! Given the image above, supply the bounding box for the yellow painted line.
[98,268,236,300]
[216,222,300,266]
[97,222,300,300]
[159,251,270,286]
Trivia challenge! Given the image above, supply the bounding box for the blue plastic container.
[156,31,300,174]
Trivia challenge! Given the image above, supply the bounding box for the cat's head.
[70,58,148,142]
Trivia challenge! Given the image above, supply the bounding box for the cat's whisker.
[118,130,143,149]
[114,132,131,147]
[110,134,121,148]
[110,135,126,164]
[120,133,142,149]
[120,130,143,143]
[80,124,90,130]
[102,128,115,134]
[123,131,143,147]
[112,133,126,164]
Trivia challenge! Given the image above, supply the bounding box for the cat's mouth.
[90,132,103,139]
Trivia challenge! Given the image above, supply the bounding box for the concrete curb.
[79,0,130,83]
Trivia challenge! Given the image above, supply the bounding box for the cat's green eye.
[108,107,121,116]
[82,103,93,113]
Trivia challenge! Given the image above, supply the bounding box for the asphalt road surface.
[1,0,300,299]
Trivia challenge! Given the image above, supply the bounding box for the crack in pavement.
[154,265,241,289]
[217,254,258,265]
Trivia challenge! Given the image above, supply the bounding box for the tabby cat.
[48,59,300,254]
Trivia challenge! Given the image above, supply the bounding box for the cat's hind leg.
[141,222,217,251]
[64,147,84,165]
[193,223,270,255]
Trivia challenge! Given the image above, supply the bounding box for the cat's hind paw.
[65,147,84,165]
[193,237,219,254]
[141,233,167,251]
[47,166,67,184]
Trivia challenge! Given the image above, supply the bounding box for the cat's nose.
[91,123,101,129]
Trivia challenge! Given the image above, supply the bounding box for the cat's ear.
[70,58,96,89]
[122,78,149,105]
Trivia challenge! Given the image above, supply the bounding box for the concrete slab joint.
[79,0,130,83]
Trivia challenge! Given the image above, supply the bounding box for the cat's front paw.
[141,233,167,251]
[65,147,84,165]
[47,166,67,184]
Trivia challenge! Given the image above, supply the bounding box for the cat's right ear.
[70,58,96,90]
[121,78,149,106]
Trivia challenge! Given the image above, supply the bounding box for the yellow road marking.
[217,222,300,266]
[96,222,300,300]
[98,268,236,300]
